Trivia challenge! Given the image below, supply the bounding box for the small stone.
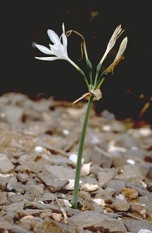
[80,183,99,192]
[51,213,62,222]
[0,192,7,204]
[0,154,15,173]
[81,162,92,176]
[69,153,84,165]
[110,199,130,211]
[16,173,29,183]
[34,146,44,153]
[121,187,139,199]
[62,129,70,135]
[139,127,151,137]
[138,229,152,233]
[130,202,147,218]
[64,179,75,190]
[126,159,136,165]
[93,198,105,207]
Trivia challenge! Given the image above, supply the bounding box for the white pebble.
[93,198,105,207]
[62,129,70,135]
[62,199,72,207]
[64,179,82,190]
[69,154,84,165]
[64,179,75,190]
[80,183,98,192]
[139,127,151,137]
[34,146,44,153]
[126,159,135,165]
[115,194,125,200]
[81,162,92,176]
[102,125,112,132]
[138,229,152,233]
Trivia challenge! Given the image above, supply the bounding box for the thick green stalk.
[72,96,93,209]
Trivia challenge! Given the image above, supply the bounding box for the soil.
[0,92,152,233]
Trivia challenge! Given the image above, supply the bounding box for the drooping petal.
[35,56,61,61]
[47,29,60,44]
[35,44,52,55]
[104,37,128,74]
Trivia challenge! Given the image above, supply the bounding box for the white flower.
[35,23,79,70]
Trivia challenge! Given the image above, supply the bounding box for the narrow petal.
[62,23,67,47]
[61,33,68,56]
[114,37,128,61]
[62,23,65,33]
[60,23,68,57]
[99,25,124,65]
[35,56,61,61]
[104,37,128,74]
[35,44,52,55]
[47,29,60,44]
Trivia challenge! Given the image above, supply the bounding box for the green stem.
[89,71,93,88]
[72,96,93,209]
[95,76,105,89]
[93,73,99,88]
[79,69,90,89]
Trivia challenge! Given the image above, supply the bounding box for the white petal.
[35,44,52,55]
[51,44,67,58]
[35,56,61,61]
[62,22,65,33]
[61,33,68,54]
[47,29,60,44]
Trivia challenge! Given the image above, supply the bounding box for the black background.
[2,0,152,122]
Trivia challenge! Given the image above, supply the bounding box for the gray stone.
[123,218,152,233]
[69,210,127,232]
[0,154,15,173]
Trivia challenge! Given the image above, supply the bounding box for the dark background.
[2,0,152,122]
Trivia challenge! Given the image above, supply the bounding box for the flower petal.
[114,37,128,61]
[99,25,124,65]
[61,33,68,56]
[35,56,61,61]
[35,44,52,55]
[50,44,67,58]
[47,29,60,44]
[62,23,68,47]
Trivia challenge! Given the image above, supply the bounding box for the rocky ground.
[0,92,152,233]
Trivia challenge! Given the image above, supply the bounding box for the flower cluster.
[35,23,128,102]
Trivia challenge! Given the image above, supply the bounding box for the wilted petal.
[47,29,60,44]
[107,25,123,52]
[99,25,124,65]
[114,37,128,61]
[104,37,128,74]
[35,44,53,55]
